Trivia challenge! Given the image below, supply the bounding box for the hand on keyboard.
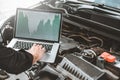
[13,41,53,53]
[28,44,46,64]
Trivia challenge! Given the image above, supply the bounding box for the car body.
[0,0,120,80]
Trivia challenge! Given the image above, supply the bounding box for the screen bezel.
[14,8,62,43]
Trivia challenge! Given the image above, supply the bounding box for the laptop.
[7,8,62,63]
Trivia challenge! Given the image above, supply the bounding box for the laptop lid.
[14,8,62,43]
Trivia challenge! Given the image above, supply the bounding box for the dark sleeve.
[0,45,33,74]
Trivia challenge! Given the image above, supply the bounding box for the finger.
[32,44,37,47]
[42,47,45,50]
[41,47,46,52]
[38,45,43,48]
[30,44,36,49]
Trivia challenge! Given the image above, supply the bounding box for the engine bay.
[0,0,120,80]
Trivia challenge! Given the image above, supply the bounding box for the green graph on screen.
[16,10,61,41]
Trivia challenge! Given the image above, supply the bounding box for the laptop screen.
[15,8,62,42]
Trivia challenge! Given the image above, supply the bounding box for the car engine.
[0,0,120,80]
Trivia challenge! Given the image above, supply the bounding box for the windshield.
[95,0,120,9]
[85,0,120,9]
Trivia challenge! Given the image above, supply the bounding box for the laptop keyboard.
[13,41,53,52]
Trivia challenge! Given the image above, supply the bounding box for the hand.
[28,44,45,64]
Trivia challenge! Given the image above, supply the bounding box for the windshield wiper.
[92,3,120,13]
[93,5,120,16]
[71,0,120,16]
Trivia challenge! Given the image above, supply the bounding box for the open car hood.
[55,0,120,42]
[0,0,120,80]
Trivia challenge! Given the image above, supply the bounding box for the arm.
[0,44,45,74]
